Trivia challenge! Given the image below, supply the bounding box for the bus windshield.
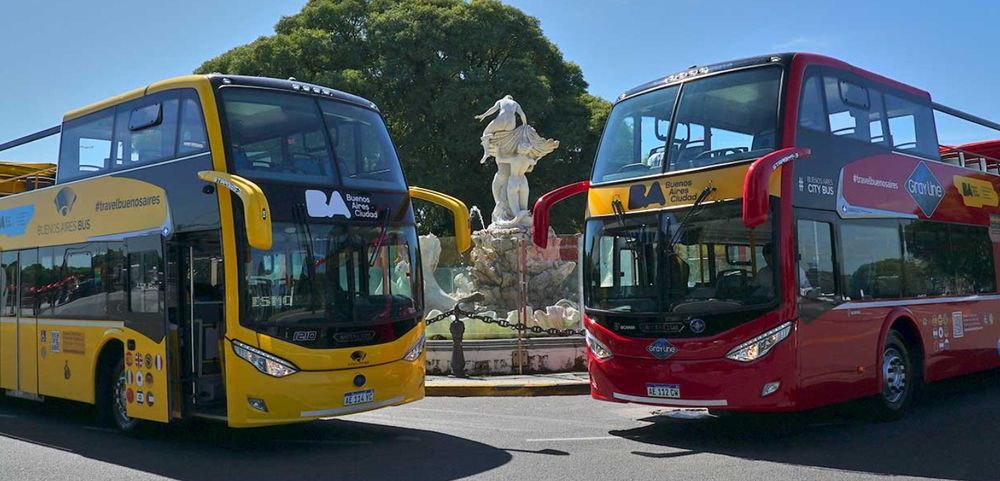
[592,66,782,183]
[244,222,421,326]
[584,200,778,315]
[221,88,406,189]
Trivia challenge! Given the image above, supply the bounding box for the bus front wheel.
[869,330,921,422]
[97,357,140,433]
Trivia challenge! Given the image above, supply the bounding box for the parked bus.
[0,75,470,431]
[533,53,1000,420]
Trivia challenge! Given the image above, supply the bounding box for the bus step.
[190,411,227,423]
[4,390,44,402]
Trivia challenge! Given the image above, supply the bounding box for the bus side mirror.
[408,186,471,253]
[531,180,590,248]
[742,147,810,228]
[197,170,273,250]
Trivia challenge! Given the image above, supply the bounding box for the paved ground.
[1,370,998,481]
[425,372,589,396]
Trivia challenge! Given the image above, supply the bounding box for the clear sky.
[2,0,998,163]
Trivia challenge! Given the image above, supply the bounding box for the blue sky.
[2,0,998,163]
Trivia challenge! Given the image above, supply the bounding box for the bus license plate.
[344,389,375,406]
[646,383,681,398]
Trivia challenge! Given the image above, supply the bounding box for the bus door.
[168,232,225,416]
[121,236,171,422]
[794,210,868,403]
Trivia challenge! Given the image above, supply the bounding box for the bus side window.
[840,221,902,300]
[128,249,164,315]
[177,91,208,155]
[114,93,180,168]
[58,109,114,182]
[798,74,827,132]
[0,252,17,318]
[884,93,940,159]
[796,220,836,298]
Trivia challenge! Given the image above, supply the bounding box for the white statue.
[417,234,459,313]
[476,95,559,227]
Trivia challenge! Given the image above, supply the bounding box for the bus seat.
[293,156,323,175]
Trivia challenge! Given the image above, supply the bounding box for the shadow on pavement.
[611,370,1000,481]
[0,399,511,481]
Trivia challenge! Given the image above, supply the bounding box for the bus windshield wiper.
[369,207,391,266]
[669,185,716,246]
[611,197,627,227]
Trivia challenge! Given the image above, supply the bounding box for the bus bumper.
[224,354,425,428]
[587,337,798,412]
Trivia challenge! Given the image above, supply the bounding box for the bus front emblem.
[646,339,677,360]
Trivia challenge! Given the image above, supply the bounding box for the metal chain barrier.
[424,302,584,337]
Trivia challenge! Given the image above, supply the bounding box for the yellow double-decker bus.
[0,75,470,431]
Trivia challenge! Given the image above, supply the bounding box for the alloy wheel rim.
[882,347,907,405]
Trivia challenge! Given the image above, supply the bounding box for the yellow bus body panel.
[34,321,124,403]
[224,324,426,428]
[587,163,781,217]
[122,330,171,423]
[0,318,15,390]
[17,318,37,393]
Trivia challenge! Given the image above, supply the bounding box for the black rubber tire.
[868,330,921,422]
[96,357,140,433]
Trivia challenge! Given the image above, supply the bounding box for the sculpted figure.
[476,96,559,226]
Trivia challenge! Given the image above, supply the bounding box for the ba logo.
[305,190,351,219]
[350,350,367,363]
[906,162,944,217]
[646,338,677,360]
[54,187,76,216]
[628,182,666,210]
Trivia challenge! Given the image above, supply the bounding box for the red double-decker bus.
[533,53,1000,420]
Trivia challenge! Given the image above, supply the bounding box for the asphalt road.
[1,370,998,481]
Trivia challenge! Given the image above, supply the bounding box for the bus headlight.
[585,330,613,360]
[403,333,426,361]
[232,340,298,377]
[725,322,792,362]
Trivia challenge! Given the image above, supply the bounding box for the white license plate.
[343,389,375,406]
[646,383,681,398]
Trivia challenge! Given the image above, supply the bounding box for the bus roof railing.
[0,125,61,154]
[939,142,1000,175]
[933,103,1000,133]
[0,164,57,196]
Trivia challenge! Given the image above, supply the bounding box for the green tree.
[197,0,610,234]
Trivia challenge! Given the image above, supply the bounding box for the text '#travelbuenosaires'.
[36,195,162,236]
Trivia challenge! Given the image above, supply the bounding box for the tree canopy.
[197,0,609,233]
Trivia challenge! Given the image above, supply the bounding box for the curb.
[425,379,591,397]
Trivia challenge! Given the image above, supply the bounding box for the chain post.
[449,307,466,378]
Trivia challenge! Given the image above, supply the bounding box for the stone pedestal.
[467,223,576,314]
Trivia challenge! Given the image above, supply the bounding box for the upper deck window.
[113,94,179,168]
[798,68,939,160]
[58,89,208,183]
[592,66,781,184]
[178,91,209,155]
[320,100,405,190]
[222,88,337,185]
[58,108,114,182]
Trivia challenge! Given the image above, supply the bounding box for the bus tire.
[869,330,920,422]
[96,356,141,433]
